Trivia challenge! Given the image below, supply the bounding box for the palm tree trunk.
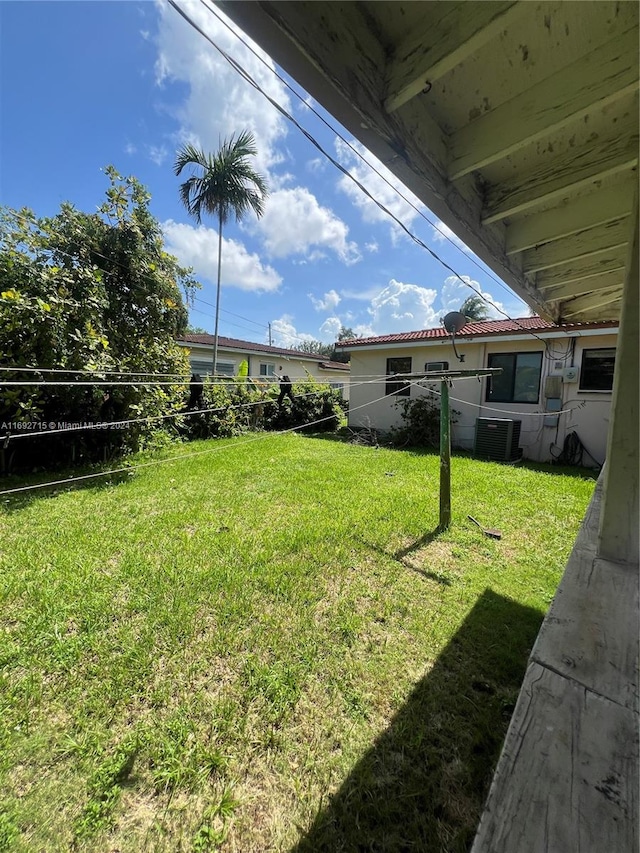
[212,210,223,376]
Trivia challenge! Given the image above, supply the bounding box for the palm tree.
[174,131,268,374]
[460,294,490,321]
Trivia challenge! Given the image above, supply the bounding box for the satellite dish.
[443,311,467,334]
[442,311,468,363]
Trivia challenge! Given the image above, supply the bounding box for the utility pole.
[268,322,272,346]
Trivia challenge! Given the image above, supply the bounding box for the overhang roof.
[336,316,618,348]
[219,1,639,324]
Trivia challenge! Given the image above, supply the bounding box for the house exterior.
[218,4,637,850]
[176,334,350,399]
[337,317,618,465]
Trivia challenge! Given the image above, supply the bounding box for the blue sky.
[0,0,528,348]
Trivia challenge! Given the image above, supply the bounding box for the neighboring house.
[176,334,350,399]
[337,317,618,465]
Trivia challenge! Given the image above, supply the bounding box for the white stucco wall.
[180,342,350,400]
[346,331,616,465]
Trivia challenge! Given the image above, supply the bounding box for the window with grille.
[579,348,616,391]
[386,357,412,396]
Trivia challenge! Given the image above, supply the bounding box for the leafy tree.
[186,324,208,335]
[0,167,197,470]
[460,295,490,321]
[288,326,357,363]
[174,132,268,376]
[293,339,334,359]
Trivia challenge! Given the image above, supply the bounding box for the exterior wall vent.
[474,418,522,461]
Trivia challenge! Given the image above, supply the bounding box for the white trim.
[338,326,618,353]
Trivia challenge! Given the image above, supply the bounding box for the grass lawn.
[0,434,596,852]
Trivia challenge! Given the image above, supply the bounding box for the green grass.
[0,434,595,852]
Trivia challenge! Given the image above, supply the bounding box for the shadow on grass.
[290,589,543,853]
[358,529,453,586]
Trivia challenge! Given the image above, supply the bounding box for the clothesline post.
[439,378,451,530]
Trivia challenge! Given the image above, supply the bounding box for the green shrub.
[388,391,459,448]
[261,380,347,433]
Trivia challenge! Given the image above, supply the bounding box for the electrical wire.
[0,378,423,496]
[415,382,586,418]
[198,0,518,301]
[0,375,384,441]
[1,386,327,440]
[167,0,574,357]
[4,204,319,351]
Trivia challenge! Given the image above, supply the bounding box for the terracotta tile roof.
[336,317,619,348]
[177,334,325,361]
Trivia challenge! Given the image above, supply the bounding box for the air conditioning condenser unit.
[474,418,522,462]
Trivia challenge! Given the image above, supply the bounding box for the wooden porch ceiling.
[218,0,639,324]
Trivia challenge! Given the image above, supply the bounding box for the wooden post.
[439,379,451,530]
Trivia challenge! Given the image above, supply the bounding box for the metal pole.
[439,379,451,530]
[212,210,223,376]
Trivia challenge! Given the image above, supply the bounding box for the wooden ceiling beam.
[535,250,627,290]
[383,2,523,114]
[571,300,622,322]
[561,287,622,318]
[539,269,625,300]
[505,185,635,254]
[522,220,630,273]
[482,133,638,224]
[449,29,639,179]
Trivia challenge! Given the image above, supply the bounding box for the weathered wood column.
[598,212,639,564]
[439,379,451,530]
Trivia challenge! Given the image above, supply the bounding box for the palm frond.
[173,144,209,177]
[174,130,269,227]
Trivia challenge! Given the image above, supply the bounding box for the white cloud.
[154,1,291,176]
[162,220,282,293]
[306,158,326,174]
[147,144,168,166]
[124,142,137,156]
[255,187,361,265]
[340,284,386,302]
[368,279,439,333]
[365,240,379,253]
[353,322,375,338]
[439,274,526,319]
[309,289,341,312]
[334,138,425,236]
[319,316,342,339]
[270,314,315,348]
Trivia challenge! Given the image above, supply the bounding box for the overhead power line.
[199,0,514,299]
[167,0,571,357]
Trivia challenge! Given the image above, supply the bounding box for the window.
[425,361,449,372]
[259,362,276,377]
[486,351,542,403]
[190,358,235,377]
[330,382,344,397]
[580,348,616,391]
[190,359,213,376]
[386,357,412,396]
